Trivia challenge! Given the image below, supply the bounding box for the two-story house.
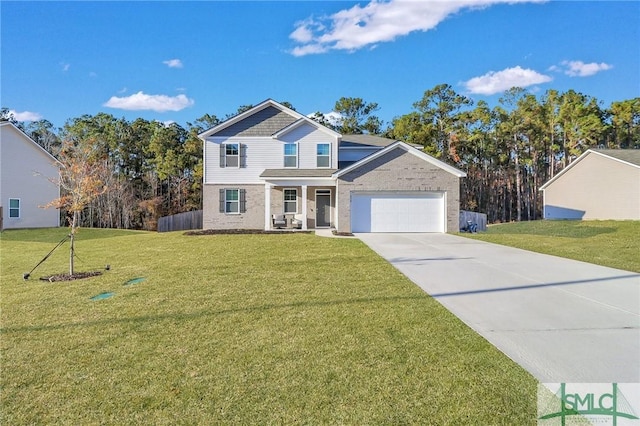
[199,99,465,233]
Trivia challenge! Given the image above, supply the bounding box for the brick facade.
[336,147,461,233]
[203,184,265,230]
[204,184,337,230]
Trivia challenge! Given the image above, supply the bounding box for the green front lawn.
[1,228,536,424]
[463,220,640,273]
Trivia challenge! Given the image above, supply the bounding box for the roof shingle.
[592,149,640,167]
[340,134,398,148]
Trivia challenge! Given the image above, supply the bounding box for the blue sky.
[2,1,639,129]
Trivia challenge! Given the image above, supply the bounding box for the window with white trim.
[225,144,239,167]
[283,189,297,214]
[219,189,246,214]
[284,143,297,168]
[226,189,239,213]
[220,143,239,168]
[317,143,330,168]
[9,198,20,218]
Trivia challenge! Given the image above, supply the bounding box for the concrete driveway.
[356,233,640,383]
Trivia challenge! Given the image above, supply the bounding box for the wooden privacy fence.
[157,210,203,233]
[459,210,487,232]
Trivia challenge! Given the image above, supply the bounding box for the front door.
[316,190,331,228]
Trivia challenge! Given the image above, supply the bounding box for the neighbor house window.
[284,143,297,168]
[284,189,297,213]
[9,199,20,218]
[317,143,330,168]
[219,189,246,214]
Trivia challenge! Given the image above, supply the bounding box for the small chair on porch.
[291,214,304,229]
[272,214,287,229]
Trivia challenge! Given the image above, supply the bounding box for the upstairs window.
[284,189,297,213]
[284,143,297,168]
[9,199,20,218]
[317,143,330,168]
[225,144,239,167]
[220,143,245,168]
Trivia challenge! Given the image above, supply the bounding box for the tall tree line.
[385,86,639,223]
[2,88,639,228]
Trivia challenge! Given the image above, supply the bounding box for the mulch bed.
[39,271,103,282]
[184,229,313,236]
[332,230,354,237]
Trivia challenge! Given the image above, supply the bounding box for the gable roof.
[198,99,340,139]
[539,149,640,190]
[272,117,341,139]
[333,141,466,178]
[0,121,61,166]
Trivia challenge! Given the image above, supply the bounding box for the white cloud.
[308,111,343,127]
[103,91,194,112]
[292,44,330,57]
[156,120,176,127]
[163,59,183,68]
[290,19,317,43]
[290,0,543,56]
[555,60,613,77]
[9,109,43,121]
[61,63,70,72]
[463,66,552,95]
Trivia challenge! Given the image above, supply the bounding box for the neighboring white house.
[199,99,466,233]
[539,149,640,220]
[0,122,61,229]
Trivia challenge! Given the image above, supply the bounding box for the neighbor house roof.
[540,149,640,190]
[591,149,640,167]
[260,169,337,178]
[333,141,466,178]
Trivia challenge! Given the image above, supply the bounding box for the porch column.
[301,185,308,230]
[334,183,339,231]
[264,183,272,231]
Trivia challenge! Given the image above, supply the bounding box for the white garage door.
[351,192,445,233]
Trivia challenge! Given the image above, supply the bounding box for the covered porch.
[259,169,337,231]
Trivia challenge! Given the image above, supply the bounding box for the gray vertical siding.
[158,210,203,232]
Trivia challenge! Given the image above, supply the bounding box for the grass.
[462,220,640,273]
[1,228,537,424]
